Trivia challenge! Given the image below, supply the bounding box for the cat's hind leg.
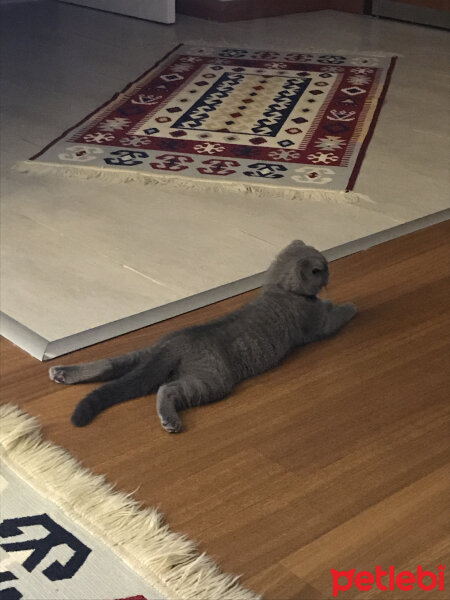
[156,375,232,433]
[71,348,176,426]
[49,350,145,385]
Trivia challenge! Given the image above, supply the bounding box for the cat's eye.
[312,268,322,274]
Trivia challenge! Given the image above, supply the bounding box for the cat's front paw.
[342,302,357,319]
[323,299,334,311]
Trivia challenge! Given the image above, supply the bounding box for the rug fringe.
[0,404,261,600]
[180,41,401,58]
[15,160,374,207]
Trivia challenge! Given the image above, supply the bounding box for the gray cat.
[49,240,356,432]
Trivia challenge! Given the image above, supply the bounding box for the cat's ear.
[275,240,306,263]
[290,239,306,248]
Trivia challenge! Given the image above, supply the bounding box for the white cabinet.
[58,0,175,24]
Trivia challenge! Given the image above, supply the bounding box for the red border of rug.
[30,44,183,161]
[346,56,397,191]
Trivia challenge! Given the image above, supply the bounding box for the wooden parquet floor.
[1,222,449,599]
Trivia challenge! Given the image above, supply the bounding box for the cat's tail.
[71,347,177,427]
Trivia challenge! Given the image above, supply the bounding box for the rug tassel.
[179,41,401,58]
[0,404,260,600]
[15,160,374,207]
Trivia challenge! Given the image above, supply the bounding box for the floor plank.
[1,221,449,599]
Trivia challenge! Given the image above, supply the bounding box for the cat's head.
[264,240,329,296]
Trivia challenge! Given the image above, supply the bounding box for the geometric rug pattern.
[29,45,396,192]
[0,462,165,600]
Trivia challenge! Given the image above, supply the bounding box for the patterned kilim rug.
[0,405,258,600]
[21,44,396,199]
